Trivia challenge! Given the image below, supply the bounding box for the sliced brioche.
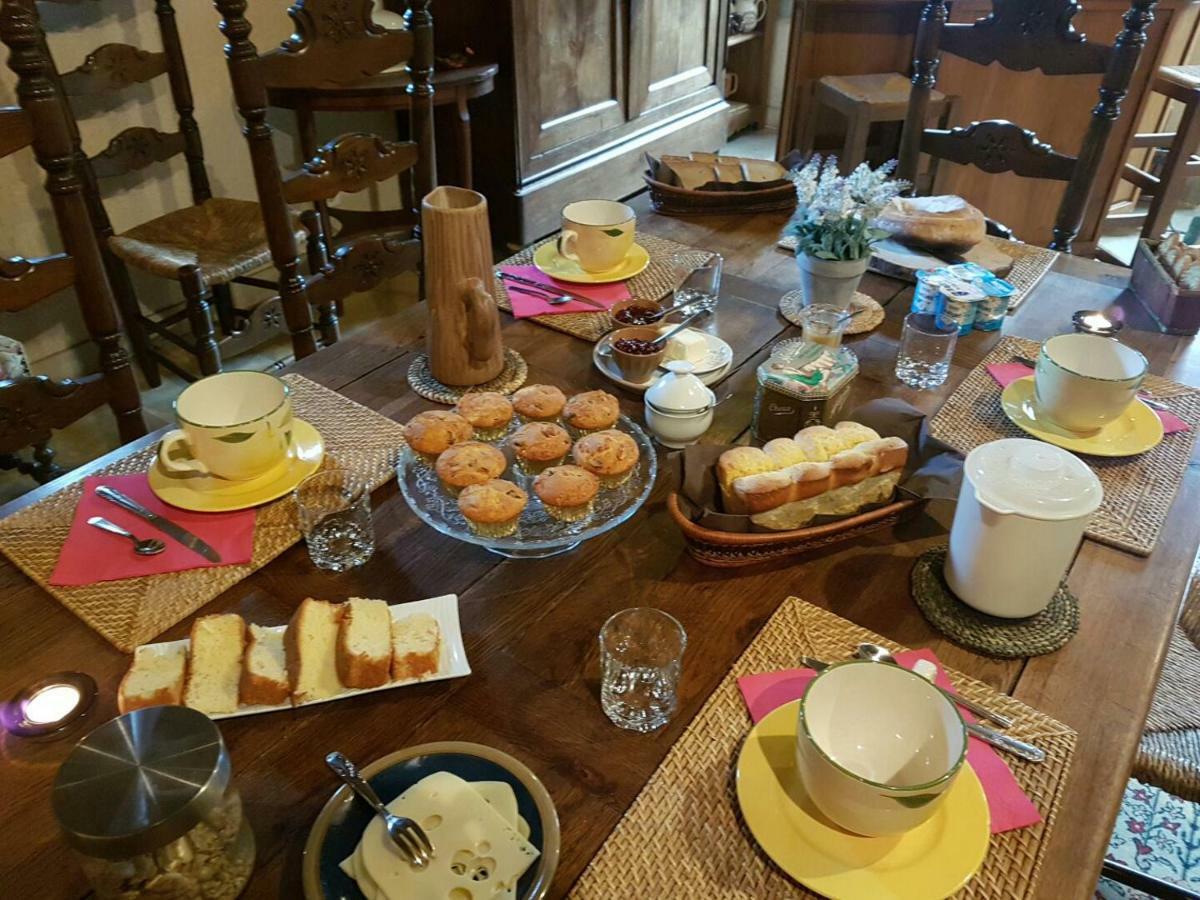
[240,624,291,707]
[182,613,246,715]
[716,446,777,513]
[337,597,393,688]
[119,644,186,713]
[286,598,345,704]
[391,612,442,681]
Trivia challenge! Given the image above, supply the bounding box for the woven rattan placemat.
[0,376,406,652]
[929,336,1200,557]
[406,347,528,405]
[567,597,1077,899]
[493,233,709,343]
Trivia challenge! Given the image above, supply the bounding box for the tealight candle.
[3,672,96,738]
[23,684,83,725]
[1072,308,1123,336]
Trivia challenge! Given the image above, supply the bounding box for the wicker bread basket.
[667,492,921,567]
[643,174,797,217]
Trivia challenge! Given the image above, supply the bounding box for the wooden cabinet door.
[627,0,723,122]
[512,1,628,180]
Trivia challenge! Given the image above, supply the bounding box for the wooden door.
[512,1,628,180]
[628,0,723,120]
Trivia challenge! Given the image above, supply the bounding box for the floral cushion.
[1097,778,1200,898]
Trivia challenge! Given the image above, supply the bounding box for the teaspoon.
[86,516,166,556]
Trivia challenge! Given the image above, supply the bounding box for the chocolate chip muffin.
[563,390,620,432]
[533,465,600,522]
[404,410,473,460]
[457,479,528,538]
[571,429,640,488]
[454,392,514,440]
[510,422,572,474]
[511,384,566,422]
[434,441,507,494]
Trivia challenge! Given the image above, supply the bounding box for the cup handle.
[158,430,210,475]
[558,229,580,262]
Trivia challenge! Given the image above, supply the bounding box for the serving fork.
[325,751,435,868]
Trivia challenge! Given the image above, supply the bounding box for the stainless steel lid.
[53,706,230,859]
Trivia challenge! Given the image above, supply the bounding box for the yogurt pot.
[933,278,986,335]
[643,361,716,448]
[945,438,1103,617]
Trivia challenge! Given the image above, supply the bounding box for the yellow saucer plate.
[736,699,990,900]
[532,240,651,284]
[148,419,325,512]
[1000,376,1164,457]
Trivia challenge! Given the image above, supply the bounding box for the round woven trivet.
[406,347,528,405]
[779,289,885,335]
[911,546,1079,658]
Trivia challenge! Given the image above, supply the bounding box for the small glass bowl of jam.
[610,299,665,328]
[608,326,666,382]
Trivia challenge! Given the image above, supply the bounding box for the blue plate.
[302,742,560,900]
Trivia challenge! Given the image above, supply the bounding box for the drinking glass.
[672,252,723,313]
[294,469,375,572]
[797,306,852,349]
[599,607,686,733]
[895,312,958,389]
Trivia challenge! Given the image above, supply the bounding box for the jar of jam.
[751,338,859,442]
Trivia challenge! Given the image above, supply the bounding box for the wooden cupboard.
[434,0,731,245]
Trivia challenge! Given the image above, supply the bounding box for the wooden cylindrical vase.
[422,186,505,386]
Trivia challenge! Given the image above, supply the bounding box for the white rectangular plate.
[133,594,470,720]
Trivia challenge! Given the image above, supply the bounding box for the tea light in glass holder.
[3,672,96,739]
[1072,308,1123,337]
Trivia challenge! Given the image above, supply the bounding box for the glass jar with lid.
[751,338,859,442]
[53,705,255,899]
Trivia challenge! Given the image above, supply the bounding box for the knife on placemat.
[95,485,222,563]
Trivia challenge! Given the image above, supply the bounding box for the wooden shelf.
[727,30,762,48]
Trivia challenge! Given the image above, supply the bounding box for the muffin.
[434,441,507,494]
[563,390,620,432]
[510,422,572,475]
[458,479,528,538]
[572,429,640,488]
[404,410,473,460]
[533,465,600,522]
[511,384,566,422]
[454,391,514,440]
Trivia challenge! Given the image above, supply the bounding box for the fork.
[325,751,434,868]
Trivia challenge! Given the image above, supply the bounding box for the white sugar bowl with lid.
[644,360,716,448]
[945,438,1103,618]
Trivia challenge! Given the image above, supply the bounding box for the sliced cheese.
[358,772,539,900]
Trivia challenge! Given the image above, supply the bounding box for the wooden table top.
[3,194,1198,899]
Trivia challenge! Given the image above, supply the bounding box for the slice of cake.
[118,644,186,713]
[240,624,291,707]
[391,612,442,681]
[182,613,246,715]
[286,598,345,704]
[337,598,393,689]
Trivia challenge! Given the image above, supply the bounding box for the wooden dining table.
[2,192,1198,899]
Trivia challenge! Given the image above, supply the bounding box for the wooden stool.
[1119,65,1200,239]
[803,73,952,173]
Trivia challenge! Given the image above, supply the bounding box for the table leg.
[455,93,473,190]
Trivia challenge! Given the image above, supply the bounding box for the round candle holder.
[2,672,97,739]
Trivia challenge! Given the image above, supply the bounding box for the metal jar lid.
[53,706,231,859]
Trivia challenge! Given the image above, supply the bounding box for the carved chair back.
[211,0,434,358]
[0,0,146,483]
[897,0,1159,251]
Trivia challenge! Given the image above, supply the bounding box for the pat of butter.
[355,772,538,900]
[657,326,708,363]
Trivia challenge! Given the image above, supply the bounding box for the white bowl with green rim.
[794,660,967,836]
[1034,333,1148,434]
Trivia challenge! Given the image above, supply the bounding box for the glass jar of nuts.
[53,706,255,899]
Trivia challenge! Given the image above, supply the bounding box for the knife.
[497,271,609,310]
[95,485,222,563]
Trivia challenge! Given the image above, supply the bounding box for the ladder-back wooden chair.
[210,0,435,359]
[51,0,308,384]
[0,0,146,484]
[897,0,1159,252]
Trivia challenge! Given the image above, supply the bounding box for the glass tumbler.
[797,306,852,349]
[599,607,687,733]
[672,252,723,313]
[895,312,959,389]
[294,468,375,572]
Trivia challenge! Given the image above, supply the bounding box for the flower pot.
[795,253,869,310]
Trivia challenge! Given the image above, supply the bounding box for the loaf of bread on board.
[875,195,986,252]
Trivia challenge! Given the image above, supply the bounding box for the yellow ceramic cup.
[558,199,636,273]
[158,372,293,481]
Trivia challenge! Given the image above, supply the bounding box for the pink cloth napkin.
[987,362,1190,434]
[499,264,631,317]
[737,648,1042,834]
[50,474,256,586]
